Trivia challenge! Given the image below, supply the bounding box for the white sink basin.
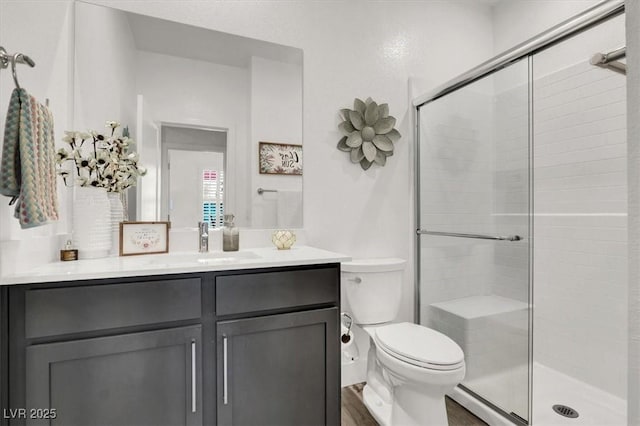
[146,251,261,265]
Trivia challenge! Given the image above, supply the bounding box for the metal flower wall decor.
[337,97,401,170]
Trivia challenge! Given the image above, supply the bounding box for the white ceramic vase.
[73,186,112,259]
[108,192,125,256]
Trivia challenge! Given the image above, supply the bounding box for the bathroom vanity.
[0,247,346,426]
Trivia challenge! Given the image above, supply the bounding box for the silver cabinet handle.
[191,339,196,413]
[348,277,362,284]
[223,335,229,405]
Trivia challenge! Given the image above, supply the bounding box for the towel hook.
[11,53,21,89]
[0,47,8,69]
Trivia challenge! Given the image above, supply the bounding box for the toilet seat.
[374,322,464,371]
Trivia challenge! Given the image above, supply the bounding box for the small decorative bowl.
[272,230,296,250]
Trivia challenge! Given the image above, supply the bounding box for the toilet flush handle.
[348,276,362,284]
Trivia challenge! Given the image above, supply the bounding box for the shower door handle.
[417,230,522,241]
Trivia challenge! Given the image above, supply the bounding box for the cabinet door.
[216,307,339,426]
[25,325,202,426]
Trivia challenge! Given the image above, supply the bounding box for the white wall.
[0,0,74,275]
[491,0,601,55]
[0,0,138,274]
[135,50,251,227]
[627,1,640,423]
[136,95,159,221]
[250,56,303,228]
[74,2,138,219]
[74,2,137,132]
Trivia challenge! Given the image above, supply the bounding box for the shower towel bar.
[417,230,522,241]
[590,46,626,75]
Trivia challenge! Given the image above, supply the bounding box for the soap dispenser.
[223,214,239,252]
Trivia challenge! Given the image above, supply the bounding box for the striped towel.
[0,88,59,228]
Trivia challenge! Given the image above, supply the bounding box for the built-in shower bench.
[428,295,529,382]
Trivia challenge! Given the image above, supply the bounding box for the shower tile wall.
[419,83,495,311]
[532,59,627,398]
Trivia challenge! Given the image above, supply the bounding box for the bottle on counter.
[60,240,78,261]
[223,214,239,252]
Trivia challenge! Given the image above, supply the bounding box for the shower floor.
[532,363,626,426]
[453,362,626,425]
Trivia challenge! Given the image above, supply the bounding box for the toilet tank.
[342,258,406,325]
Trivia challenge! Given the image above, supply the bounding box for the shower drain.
[552,404,579,419]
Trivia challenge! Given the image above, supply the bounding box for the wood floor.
[341,383,488,426]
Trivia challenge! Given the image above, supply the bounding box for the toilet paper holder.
[340,312,359,362]
[341,312,353,344]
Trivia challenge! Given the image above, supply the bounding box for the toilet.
[342,258,465,426]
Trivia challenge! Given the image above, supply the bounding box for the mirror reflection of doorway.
[168,149,224,228]
[161,125,227,229]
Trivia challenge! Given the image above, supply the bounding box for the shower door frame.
[413,0,625,424]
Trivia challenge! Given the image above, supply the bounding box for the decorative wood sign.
[119,221,170,256]
[259,142,302,175]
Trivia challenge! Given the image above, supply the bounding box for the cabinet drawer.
[25,278,202,338]
[215,267,338,316]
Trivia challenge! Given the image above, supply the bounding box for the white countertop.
[0,246,350,285]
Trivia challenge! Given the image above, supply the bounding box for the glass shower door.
[417,58,530,422]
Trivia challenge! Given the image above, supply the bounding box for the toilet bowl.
[369,323,465,425]
[342,258,465,426]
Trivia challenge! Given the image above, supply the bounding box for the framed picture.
[259,142,303,175]
[119,221,170,256]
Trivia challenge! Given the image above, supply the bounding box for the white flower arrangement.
[57,121,146,192]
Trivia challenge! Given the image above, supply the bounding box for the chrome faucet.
[198,222,209,253]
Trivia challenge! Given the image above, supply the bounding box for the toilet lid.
[374,322,464,371]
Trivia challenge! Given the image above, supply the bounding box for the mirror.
[74,2,303,229]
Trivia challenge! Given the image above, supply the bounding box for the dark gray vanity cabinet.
[214,267,340,426]
[216,308,339,426]
[5,276,204,426]
[26,326,202,426]
[1,263,341,426]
